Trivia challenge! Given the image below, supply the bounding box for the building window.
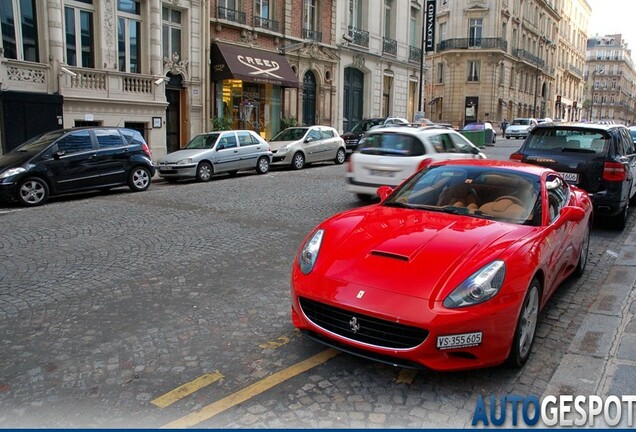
[0,0,39,62]
[437,62,444,84]
[382,75,393,117]
[117,0,141,73]
[255,0,269,18]
[65,0,94,68]
[439,22,447,42]
[162,6,181,61]
[468,18,482,47]
[304,0,317,32]
[384,0,393,39]
[409,7,417,47]
[349,0,362,28]
[467,60,480,82]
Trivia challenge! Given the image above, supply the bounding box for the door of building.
[165,74,184,153]
[343,68,364,132]
[302,71,317,126]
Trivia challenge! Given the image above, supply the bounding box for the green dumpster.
[460,130,487,148]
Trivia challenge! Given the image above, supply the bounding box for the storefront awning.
[211,42,299,88]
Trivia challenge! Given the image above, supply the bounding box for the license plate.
[559,172,579,183]
[369,169,395,177]
[436,332,482,350]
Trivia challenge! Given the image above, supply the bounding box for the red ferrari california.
[291,160,593,371]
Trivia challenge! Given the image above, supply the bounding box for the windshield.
[512,119,531,126]
[526,128,608,154]
[185,133,220,149]
[13,130,66,153]
[358,133,425,157]
[384,165,541,225]
[351,119,382,133]
[271,128,308,141]
[630,129,636,142]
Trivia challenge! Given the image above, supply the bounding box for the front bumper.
[156,164,197,178]
[271,152,294,165]
[291,273,523,372]
[506,129,529,137]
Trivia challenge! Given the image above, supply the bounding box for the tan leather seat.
[479,198,527,219]
[437,183,478,210]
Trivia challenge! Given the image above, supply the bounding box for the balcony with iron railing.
[254,16,279,32]
[383,37,397,56]
[217,6,246,24]
[437,38,507,52]
[568,65,583,77]
[303,28,322,42]
[513,48,545,68]
[409,45,422,63]
[348,26,369,48]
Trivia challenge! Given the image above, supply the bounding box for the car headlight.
[0,167,26,179]
[299,229,324,274]
[176,158,192,165]
[443,260,505,308]
[278,145,289,153]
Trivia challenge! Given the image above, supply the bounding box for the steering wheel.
[495,195,525,206]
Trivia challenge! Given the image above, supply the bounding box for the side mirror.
[376,185,394,202]
[560,206,585,223]
[216,144,225,151]
[305,137,315,143]
[54,150,66,160]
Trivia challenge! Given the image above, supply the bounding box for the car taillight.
[140,142,152,159]
[603,161,627,181]
[510,152,523,162]
[417,158,433,171]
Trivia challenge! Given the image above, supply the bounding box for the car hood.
[158,149,211,163]
[269,140,299,151]
[313,205,534,301]
[0,151,33,172]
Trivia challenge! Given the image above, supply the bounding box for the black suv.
[0,127,155,206]
[341,117,409,154]
[511,123,636,229]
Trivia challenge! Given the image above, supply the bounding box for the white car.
[346,126,487,201]
[505,118,538,139]
[270,126,346,170]
[157,130,272,182]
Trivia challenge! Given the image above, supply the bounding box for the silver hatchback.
[157,130,272,182]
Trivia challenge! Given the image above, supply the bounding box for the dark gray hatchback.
[511,123,636,230]
[0,127,155,206]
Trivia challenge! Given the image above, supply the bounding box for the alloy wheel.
[518,285,539,359]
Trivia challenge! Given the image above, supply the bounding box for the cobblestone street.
[0,156,631,428]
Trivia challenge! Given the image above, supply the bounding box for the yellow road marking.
[161,349,340,428]
[151,371,225,408]
[258,329,300,350]
[394,368,418,385]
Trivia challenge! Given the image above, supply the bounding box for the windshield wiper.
[562,147,596,153]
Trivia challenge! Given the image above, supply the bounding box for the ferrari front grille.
[299,297,428,349]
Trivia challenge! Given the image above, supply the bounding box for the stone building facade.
[0,0,207,159]
[585,34,636,125]
[425,0,590,128]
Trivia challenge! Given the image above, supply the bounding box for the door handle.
[233,150,239,153]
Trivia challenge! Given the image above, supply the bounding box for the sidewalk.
[543,224,636,423]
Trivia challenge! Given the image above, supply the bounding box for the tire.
[610,202,628,231]
[291,152,305,170]
[335,148,346,165]
[507,278,540,368]
[128,166,152,192]
[17,177,49,206]
[196,162,213,182]
[574,224,590,277]
[255,156,270,174]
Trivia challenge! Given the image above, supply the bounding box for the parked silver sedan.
[157,130,272,182]
[269,126,346,170]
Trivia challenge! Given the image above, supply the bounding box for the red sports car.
[291,160,593,371]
